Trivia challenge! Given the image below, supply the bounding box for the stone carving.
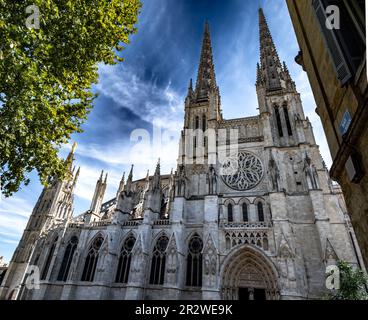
[130,237,144,282]
[268,154,281,192]
[324,238,338,265]
[206,165,218,195]
[278,234,297,287]
[203,236,217,288]
[304,154,320,190]
[221,152,264,191]
[175,165,187,197]
[165,236,179,285]
[68,249,80,281]
[294,113,301,121]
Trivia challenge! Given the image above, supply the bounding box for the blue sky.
[0,0,332,263]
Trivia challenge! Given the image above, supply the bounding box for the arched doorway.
[221,245,279,300]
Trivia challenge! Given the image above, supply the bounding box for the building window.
[195,116,200,129]
[57,236,78,281]
[149,235,169,285]
[41,236,58,280]
[275,106,284,137]
[186,235,203,287]
[81,235,104,282]
[283,104,293,136]
[227,203,233,222]
[115,235,136,284]
[242,203,248,222]
[312,0,365,84]
[257,202,265,222]
[202,115,207,131]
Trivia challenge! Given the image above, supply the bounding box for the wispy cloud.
[95,64,184,131]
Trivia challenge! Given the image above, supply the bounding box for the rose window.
[221,152,264,191]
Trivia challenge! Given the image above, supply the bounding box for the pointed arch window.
[283,104,293,136]
[115,235,136,284]
[149,235,169,285]
[41,236,58,280]
[57,236,78,281]
[274,106,284,137]
[227,203,233,222]
[186,235,203,287]
[81,235,104,282]
[242,203,248,222]
[257,202,265,222]
[195,116,200,129]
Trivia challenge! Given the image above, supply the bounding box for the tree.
[0,0,141,196]
[329,261,368,300]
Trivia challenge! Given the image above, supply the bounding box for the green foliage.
[0,0,141,196]
[329,261,368,300]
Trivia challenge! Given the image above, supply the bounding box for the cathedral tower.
[85,171,107,224]
[256,9,314,148]
[0,144,79,300]
[180,23,223,168]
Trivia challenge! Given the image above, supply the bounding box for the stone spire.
[150,158,161,191]
[258,8,283,92]
[256,62,264,87]
[188,78,193,96]
[195,22,217,102]
[72,167,80,189]
[125,165,134,194]
[145,169,150,182]
[89,170,107,214]
[65,142,77,178]
[116,172,125,197]
[283,61,296,91]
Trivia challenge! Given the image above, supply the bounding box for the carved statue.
[304,155,320,190]
[294,113,302,121]
[269,157,281,192]
[176,165,187,197]
[206,165,218,195]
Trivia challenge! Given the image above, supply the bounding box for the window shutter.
[312,0,352,85]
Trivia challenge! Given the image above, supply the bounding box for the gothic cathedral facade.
[0,9,364,300]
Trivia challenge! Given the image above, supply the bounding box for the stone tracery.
[221,152,264,191]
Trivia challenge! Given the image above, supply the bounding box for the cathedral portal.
[221,245,279,300]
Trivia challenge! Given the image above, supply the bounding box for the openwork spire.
[150,158,161,191]
[195,22,217,101]
[125,165,134,194]
[258,8,283,92]
[65,142,77,175]
[116,172,125,197]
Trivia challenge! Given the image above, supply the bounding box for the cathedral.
[0,9,365,300]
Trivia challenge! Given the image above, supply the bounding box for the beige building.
[0,9,364,300]
[286,0,368,267]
